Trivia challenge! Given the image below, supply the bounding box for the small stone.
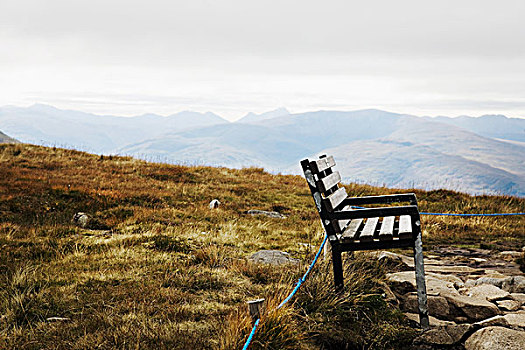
[73,212,90,228]
[496,299,521,311]
[209,199,221,209]
[465,326,525,350]
[246,210,286,219]
[249,250,299,265]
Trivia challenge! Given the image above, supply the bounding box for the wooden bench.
[301,155,429,329]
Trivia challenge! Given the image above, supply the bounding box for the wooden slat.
[310,156,336,174]
[323,187,347,211]
[398,215,413,239]
[317,171,341,193]
[331,205,352,233]
[341,218,363,241]
[379,216,394,241]
[359,217,379,242]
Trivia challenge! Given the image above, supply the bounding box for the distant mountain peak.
[237,107,290,123]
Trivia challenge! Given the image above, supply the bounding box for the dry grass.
[0,143,523,349]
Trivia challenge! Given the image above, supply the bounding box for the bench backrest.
[300,155,352,238]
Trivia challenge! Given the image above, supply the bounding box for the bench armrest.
[328,205,420,220]
[342,193,417,206]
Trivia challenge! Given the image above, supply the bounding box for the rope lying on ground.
[242,234,328,350]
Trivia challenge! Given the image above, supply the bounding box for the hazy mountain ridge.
[0,130,19,144]
[1,104,524,196]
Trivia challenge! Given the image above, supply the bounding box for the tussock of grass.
[0,144,523,349]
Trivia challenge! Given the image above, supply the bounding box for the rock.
[249,250,299,265]
[467,284,510,302]
[426,265,481,274]
[404,312,455,327]
[388,271,501,322]
[209,199,221,209]
[444,293,501,322]
[465,276,525,293]
[496,299,521,311]
[73,212,90,228]
[403,294,450,320]
[378,281,398,305]
[72,212,108,230]
[246,210,286,219]
[465,326,525,350]
[510,293,525,304]
[414,323,472,346]
[503,311,525,329]
[498,251,523,261]
[474,315,509,328]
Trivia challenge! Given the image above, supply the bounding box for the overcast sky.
[1,0,524,120]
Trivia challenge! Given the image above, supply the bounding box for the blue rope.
[242,318,260,350]
[242,234,328,349]
[420,212,525,216]
[351,206,525,216]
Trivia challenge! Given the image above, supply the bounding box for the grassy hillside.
[0,144,523,349]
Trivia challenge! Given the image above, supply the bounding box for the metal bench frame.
[301,155,429,329]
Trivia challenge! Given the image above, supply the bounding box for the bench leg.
[413,231,430,330]
[332,247,344,292]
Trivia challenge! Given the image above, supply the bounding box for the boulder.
[403,294,450,320]
[246,210,286,219]
[465,276,525,293]
[414,324,472,346]
[503,311,525,329]
[249,250,299,265]
[465,326,525,350]
[444,293,500,321]
[467,284,510,302]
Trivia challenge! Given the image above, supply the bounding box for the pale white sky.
[1,0,524,121]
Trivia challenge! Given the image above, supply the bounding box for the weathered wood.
[413,231,430,329]
[343,193,417,206]
[317,171,341,193]
[329,205,418,220]
[247,298,265,322]
[331,205,352,233]
[310,156,336,174]
[398,215,413,239]
[379,216,395,241]
[332,248,344,291]
[341,218,362,241]
[359,217,379,242]
[323,187,347,212]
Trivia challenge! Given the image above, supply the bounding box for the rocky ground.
[378,247,525,349]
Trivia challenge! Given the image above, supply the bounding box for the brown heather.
[0,143,523,349]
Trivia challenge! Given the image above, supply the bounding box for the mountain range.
[1,104,524,196]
